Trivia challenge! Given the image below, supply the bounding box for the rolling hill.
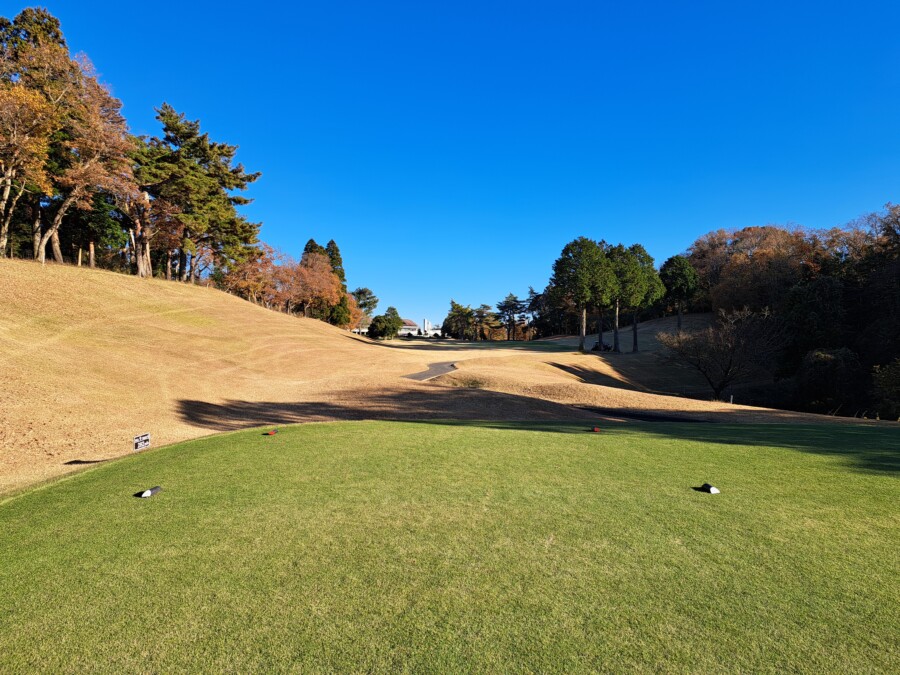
[0,260,870,495]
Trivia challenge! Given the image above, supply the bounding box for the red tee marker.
[265,429,278,436]
[592,426,601,433]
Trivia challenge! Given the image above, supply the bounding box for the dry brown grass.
[0,259,875,495]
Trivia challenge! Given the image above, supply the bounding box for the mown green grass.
[1,421,898,672]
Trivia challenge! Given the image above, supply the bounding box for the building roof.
[401,319,418,327]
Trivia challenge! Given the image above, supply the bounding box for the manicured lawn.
[1,421,897,671]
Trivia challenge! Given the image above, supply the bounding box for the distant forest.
[443,214,900,420]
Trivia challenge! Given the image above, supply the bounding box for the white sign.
[133,433,151,452]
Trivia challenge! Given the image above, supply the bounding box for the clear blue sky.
[37,1,900,324]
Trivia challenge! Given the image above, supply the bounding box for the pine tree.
[660,255,699,330]
[551,237,614,351]
[351,287,379,316]
[303,238,327,258]
[496,293,524,340]
[325,239,346,290]
[134,103,260,281]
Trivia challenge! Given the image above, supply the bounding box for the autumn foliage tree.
[0,84,55,256]
[39,69,135,265]
[1,8,135,264]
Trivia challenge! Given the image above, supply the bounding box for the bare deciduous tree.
[659,308,785,399]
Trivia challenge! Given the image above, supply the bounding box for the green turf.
[1,421,898,672]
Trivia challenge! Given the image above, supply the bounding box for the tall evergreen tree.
[442,300,475,340]
[328,293,352,327]
[551,237,613,351]
[134,103,260,281]
[303,238,327,258]
[605,244,635,352]
[660,255,699,330]
[627,244,664,352]
[351,287,379,316]
[325,239,346,290]
[496,293,524,341]
[474,304,499,341]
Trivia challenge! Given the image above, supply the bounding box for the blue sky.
[36,1,900,324]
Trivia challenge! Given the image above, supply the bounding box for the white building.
[398,319,420,337]
[422,319,441,337]
[397,318,442,337]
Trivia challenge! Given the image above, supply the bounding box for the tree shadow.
[636,422,900,475]
[176,386,596,435]
[175,385,900,474]
[547,361,647,392]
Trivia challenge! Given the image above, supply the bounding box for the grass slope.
[0,260,422,492]
[1,259,890,496]
[1,421,897,671]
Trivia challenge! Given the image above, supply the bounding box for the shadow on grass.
[177,386,596,436]
[636,423,900,474]
[548,361,646,392]
[176,385,900,474]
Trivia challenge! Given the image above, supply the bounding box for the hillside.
[0,260,869,495]
[0,260,594,493]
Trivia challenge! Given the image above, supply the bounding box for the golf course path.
[403,361,458,381]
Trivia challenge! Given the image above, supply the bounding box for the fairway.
[1,421,897,672]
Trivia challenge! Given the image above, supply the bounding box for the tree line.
[673,209,900,417]
[444,206,899,418]
[0,8,378,329]
[441,241,666,353]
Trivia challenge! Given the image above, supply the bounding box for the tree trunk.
[129,229,143,276]
[598,308,604,348]
[579,306,587,351]
[181,251,190,282]
[77,247,82,267]
[0,170,14,255]
[677,301,683,330]
[0,179,26,259]
[38,193,77,264]
[613,299,621,352]
[632,310,639,352]
[166,250,173,280]
[50,229,63,263]
[89,241,95,268]
[141,239,152,278]
[31,200,41,260]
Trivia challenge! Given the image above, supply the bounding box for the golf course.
[3,3,900,670]
[1,261,898,672]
